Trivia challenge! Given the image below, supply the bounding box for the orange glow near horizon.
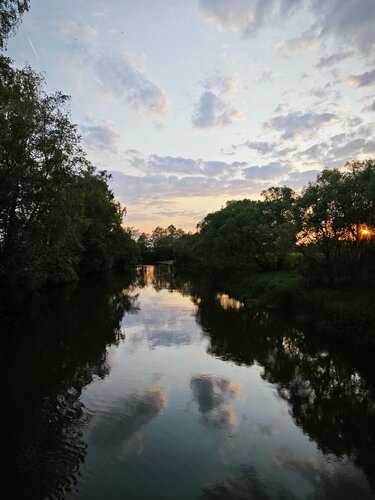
[359,225,373,239]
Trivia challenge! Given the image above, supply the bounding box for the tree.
[295,161,375,285]
[0,57,87,291]
[191,191,296,272]
[0,57,138,302]
[0,0,30,49]
[78,169,138,273]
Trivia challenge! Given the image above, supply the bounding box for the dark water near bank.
[4,265,375,499]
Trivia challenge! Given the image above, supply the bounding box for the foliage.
[0,56,137,303]
[295,160,375,285]
[173,186,297,272]
[136,224,185,263]
[171,161,375,289]
[0,0,30,49]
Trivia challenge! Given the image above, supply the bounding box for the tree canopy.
[168,161,375,287]
[0,0,30,49]
[0,56,138,303]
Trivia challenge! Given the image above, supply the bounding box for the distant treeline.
[0,56,138,304]
[137,160,375,287]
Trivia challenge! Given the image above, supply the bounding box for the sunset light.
[2,2,375,499]
[359,225,373,239]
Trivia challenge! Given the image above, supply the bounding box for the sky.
[6,0,375,232]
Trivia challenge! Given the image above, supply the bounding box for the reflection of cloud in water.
[191,374,242,430]
[200,453,375,499]
[126,301,196,350]
[143,330,193,349]
[254,422,275,439]
[128,326,193,350]
[199,466,271,499]
[275,449,375,499]
[90,387,167,454]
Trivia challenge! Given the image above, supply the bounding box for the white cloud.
[127,153,246,178]
[300,131,375,165]
[192,76,244,129]
[198,0,302,35]
[96,49,169,115]
[244,162,291,180]
[362,100,375,112]
[239,141,278,155]
[108,151,326,211]
[198,0,257,33]
[192,91,244,128]
[311,0,375,56]
[80,121,120,154]
[317,51,354,68]
[58,45,92,86]
[265,110,339,139]
[345,68,375,88]
[259,69,279,82]
[281,169,321,189]
[57,19,97,41]
[277,34,319,58]
[198,0,375,56]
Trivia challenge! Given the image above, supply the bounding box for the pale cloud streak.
[277,34,319,58]
[317,51,354,69]
[345,69,375,89]
[265,110,340,139]
[80,121,120,154]
[96,49,169,115]
[198,0,302,35]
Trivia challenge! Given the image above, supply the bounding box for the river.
[5,265,375,499]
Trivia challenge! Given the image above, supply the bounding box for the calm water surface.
[5,265,375,499]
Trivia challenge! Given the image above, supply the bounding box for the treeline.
[136,225,185,263]
[0,9,138,304]
[139,161,375,287]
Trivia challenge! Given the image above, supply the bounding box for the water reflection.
[5,265,375,499]
[4,272,138,499]
[191,375,242,430]
[189,281,375,493]
[199,466,277,499]
[136,265,375,493]
[200,458,375,500]
[89,386,167,454]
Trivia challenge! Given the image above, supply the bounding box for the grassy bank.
[216,269,375,349]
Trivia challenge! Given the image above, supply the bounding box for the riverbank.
[211,269,375,349]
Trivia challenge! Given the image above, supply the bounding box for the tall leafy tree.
[0,0,30,49]
[0,57,137,301]
[0,57,87,290]
[295,161,375,284]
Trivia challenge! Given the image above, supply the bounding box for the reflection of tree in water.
[134,264,214,299]
[191,289,375,493]
[4,272,139,499]
[200,458,375,500]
